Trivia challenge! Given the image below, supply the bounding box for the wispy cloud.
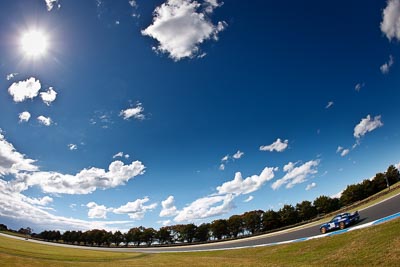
[380,55,394,74]
[68,144,77,151]
[120,103,145,120]
[272,160,319,190]
[305,182,316,191]
[325,101,334,109]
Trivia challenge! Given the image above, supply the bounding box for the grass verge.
[1,218,399,266]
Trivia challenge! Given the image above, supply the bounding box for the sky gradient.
[0,0,399,232]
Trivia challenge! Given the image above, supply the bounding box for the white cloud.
[380,55,394,74]
[24,195,53,206]
[0,180,131,231]
[217,167,277,195]
[8,77,41,102]
[381,0,400,41]
[353,115,383,139]
[86,202,110,219]
[272,160,319,190]
[113,152,124,158]
[120,103,145,120]
[305,182,316,191]
[40,87,57,106]
[219,163,225,171]
[6,73,18,80]
[325,101,334,109]
[19,111,31,123]
[336,146,343,153]
[158,220,172,226]
[14,160,146,195]
[159,195,178,217]
[232,150,244,159]
[128,0,137,8]
[221,155,229,162]
[37,115,52,126]
[0,131,38,176]
[68,144,77,151]
[113,197,157,220]
[174,194,235,223]
[331,190,343,199]
[243,195,253,203]
[341,149,350,157]
[141,0,227,61]
[260,138,289,152]
[124,154,130,159]
[44,0,59,11]
[355,83,365,92]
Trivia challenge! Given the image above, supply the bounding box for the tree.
[181,224,197,243]
[195,223,210,242]
[386,165,400,186]
[0,224,8,231]
[296,201,317,221]
[278,205,298,226]
[227,215,243,238]
[141,228,156,246]
[262,209,281,231]
[372,173,388,193]
[210,219,228,240]
[112,231,124,247]
[313,195,340,215]
[242,210,263,234]
[157,227,172,244]
[340,184,367,206]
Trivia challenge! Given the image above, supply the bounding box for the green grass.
[1,218,400,266]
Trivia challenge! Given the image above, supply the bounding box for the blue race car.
[319,211,360,234]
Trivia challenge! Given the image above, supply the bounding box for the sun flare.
[21,30,49,57]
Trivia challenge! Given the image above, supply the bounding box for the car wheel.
[320,227,327,234]
[339,222,345,229]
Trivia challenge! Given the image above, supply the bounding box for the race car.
[319,211,360,234]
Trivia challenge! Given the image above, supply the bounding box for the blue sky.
[0,0,399,232]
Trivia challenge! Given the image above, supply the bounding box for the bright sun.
[21,30,49,57]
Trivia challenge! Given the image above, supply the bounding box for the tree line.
[3,165,399,247]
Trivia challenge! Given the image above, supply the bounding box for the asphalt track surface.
[2,193,400,253]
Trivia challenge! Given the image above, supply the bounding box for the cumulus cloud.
[260,138,289,152]
[217,167,277,195]
[353,115,383,139]
[0,131,38,176]
[120,103,145,120]
[6,73,18,80]
[113,197,157,220]
[243,195,253,203]
[305,182,317,191]
[159,195,178,217]
[24,195,53,206]
[380,55,394,74]
[381,0,400,41]
[87,202,110,219]
[37,115,52,126]
[325,101,334,109]
[141,0,227,61]
[272,160,319,190]
[68,144,77,151]
[8,77,41,102]
[14,160,146,195]
[19,111,31,123]
[40,87,57,106]
[174,194,235,222]
[232,150,244,159]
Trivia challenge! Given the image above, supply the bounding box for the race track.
[2,193,400,253]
